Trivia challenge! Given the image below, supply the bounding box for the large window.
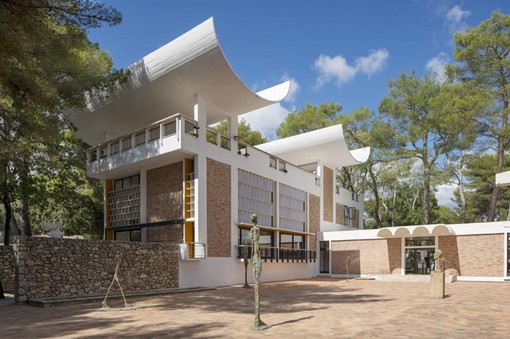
[279,234,304,249]
[114,229,141,242]
[238,170,275,227]
[109,174,140,227]
[279,184,306,232]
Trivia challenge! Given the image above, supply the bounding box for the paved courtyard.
[1,278,509,338]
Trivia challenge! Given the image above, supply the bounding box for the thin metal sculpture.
[101,259,134,311]
[250,214,270,331]
[346,256,351,281]
[243,239,251,288]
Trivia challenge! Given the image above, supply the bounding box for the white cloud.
[314,54,357,88]
[435,184,457,209]
[239,103,289,140]
[281,73,300,103]
[426,52,449,81]
[314,48,389,88]
[355,48,390,76]
[445,5,471,33]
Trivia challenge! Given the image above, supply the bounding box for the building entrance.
[319,241,330,274]
[405,237,435,275]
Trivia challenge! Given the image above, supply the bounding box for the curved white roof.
[255,124,370,169]
[69,17,290,145]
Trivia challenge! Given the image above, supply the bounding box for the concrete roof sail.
[68,17,290,146]
[255,124,370,169]
[496,171,510,186]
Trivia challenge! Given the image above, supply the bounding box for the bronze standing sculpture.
[250,214,270,331]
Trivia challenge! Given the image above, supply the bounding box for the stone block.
[430,271,445,299]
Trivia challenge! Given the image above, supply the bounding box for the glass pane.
[259,230,273,248]
[163,121,176,136]
[280,234,293,248]
[130,229,141,242]
[294,235,304,249]
[405,248,435,274]
[114,179,123,191]
[131,175,140,186]
[115,231,130,241]
[405,237,435,247]
[239,229,251,245]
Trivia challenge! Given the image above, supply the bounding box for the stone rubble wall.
[13,236,179,303]
[0,246,15,293]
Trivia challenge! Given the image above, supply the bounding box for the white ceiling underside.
[255,124,370,169]
[68,17,290,146]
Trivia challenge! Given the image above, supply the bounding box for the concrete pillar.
[194,94,207,253]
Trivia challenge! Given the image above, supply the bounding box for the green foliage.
[378,71,483,224]
[28,133,104,238]
[364,182,442,228]
[214,118,268,146]
[275,103,341,138]
[460,153,510,221]
[0,0,123,241]
[449,10,510,221]
[433,206,461,225]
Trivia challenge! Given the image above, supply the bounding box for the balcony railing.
[236,245,316,263]
[85,113,199,164]
[206,128,231,150]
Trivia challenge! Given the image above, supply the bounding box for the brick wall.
[323,166,333,222]
[308,194,320,251]
[207,158,231,257]
[147,162,183,222]
[13,236,179,302]
[439,234,504,277]
[331,239,401,275]
[352,209,360,229]
[336,203,344,225]
[0,246,15,293]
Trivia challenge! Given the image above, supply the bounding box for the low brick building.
[320,222,510,281]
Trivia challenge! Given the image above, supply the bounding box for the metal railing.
[206,128,231,150]
[236,245,316,263]
[85,113,199,164]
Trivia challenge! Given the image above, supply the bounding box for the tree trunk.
[391,181,396,227]
[2,187,12,246]
[488,136,505,222]
[423,164,431,225]
[20,194,31,236]
[369,167,381,228]
[457,154,467,223]
[2,161,12,246]
[489,88,508,221]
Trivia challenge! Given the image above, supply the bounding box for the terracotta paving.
[1,278,509,338]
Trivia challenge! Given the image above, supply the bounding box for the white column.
[194,94,208,248]
[316,161,324,223]
[140,169,148,242]
[228,116,239,152]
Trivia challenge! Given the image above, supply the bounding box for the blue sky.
[90,0,509,139]
[89,1,508,207]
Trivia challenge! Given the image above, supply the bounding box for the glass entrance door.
[404,237,435,275]
[319,241,330,274]
[405,248,435,274]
